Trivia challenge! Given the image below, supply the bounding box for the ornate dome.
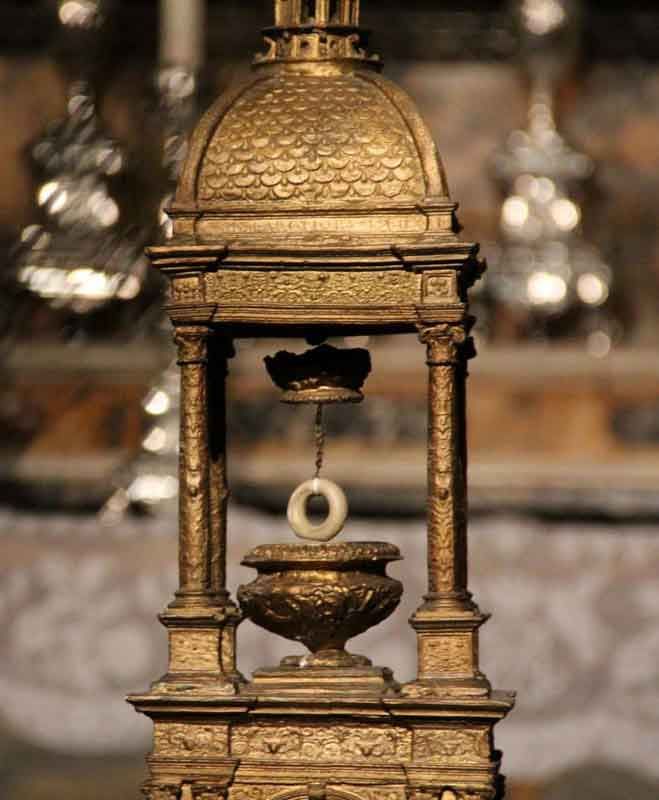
[152,0,482,334]
[176,70,448,212]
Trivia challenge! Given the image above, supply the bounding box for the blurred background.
[1,1,659,798]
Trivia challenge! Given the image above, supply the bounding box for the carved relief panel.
[413,727,490,764]
[153,723,230,757]
[231,723,412,762]
[205,270,421,308]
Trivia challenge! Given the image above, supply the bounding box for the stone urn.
[238,541,403,667]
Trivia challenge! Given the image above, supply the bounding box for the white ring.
[287,478,348,543]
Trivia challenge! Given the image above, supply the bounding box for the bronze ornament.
[129,2,514,799]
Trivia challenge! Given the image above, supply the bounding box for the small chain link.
[314,403,325,478]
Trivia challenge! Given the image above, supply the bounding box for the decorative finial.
[255,0,380,67]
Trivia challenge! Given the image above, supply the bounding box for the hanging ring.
[287,477,348,543]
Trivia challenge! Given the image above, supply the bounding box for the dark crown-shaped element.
[265,344,372,404]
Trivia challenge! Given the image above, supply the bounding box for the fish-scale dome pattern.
[197,74,426,206]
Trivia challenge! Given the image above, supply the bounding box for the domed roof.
[176,70,449,212]
[153,2,482,331]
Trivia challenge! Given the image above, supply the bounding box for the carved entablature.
[149,248,482,329]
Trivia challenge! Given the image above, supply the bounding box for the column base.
[153,604,244,695]
[400,674,491,699]
[409,598,491,697]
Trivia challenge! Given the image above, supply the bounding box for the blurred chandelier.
[488,0,615,348]
[102,2,206,517]
[9,0,146,316]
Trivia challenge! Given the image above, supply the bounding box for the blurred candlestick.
[159,0,205,69]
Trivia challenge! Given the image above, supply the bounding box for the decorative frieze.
[153,723,230,756]
[413,728,490,764]
[205,270,421,308]
[231,724,412,762]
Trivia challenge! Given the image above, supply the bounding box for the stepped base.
[243,654,399,697]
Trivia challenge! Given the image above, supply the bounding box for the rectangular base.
[244,663,398,698]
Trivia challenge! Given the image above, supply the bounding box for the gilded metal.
[131,3,514,800]
[238,541,402,665]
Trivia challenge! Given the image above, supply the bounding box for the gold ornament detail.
[154,723,229,756]
[195,213,428,237]
[174,327,211,598]
[143,786,180,800]
[206,270,421,307]
[194,787,228,800]
[228,787,305,800]
[420,634,473,675]
[169,630,219,672]
[134,6,513,800]
[198,75,425,207]
[413,728,490,763]
[231,724,411,762]
[332,787,406,800]
[423,273,458,303]
[172,276,204,305]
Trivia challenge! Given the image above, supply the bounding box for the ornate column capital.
[174,325,211,366]
[417,322,476,366]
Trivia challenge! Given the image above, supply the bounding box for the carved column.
[423,323,468,603]
[404,323,490,698]
[154,325,239,693]
[207,334,243,684]
[173,325,212,607]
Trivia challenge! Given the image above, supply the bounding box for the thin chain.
[314,402,325,478]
